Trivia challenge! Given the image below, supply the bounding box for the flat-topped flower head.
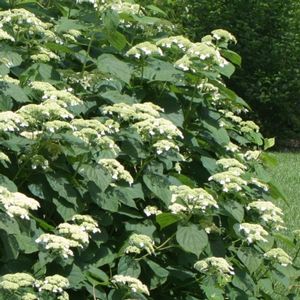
[170,185,218,213]
[264,248,292,267]
[35,274,69,293]
[126,233,155,255]
[244,150,261,161]
[156,35,192,51]
[208,171,247,192]
[133,117,183,140]
[235,223,268,244]
[18,102,74,125]
[0,273,35,290]
[143,205,162,217]
[126,42,163,59]
[57,223,90,247]
[112,275,150,296]
[35,234,74,258]
[194,257,234,285]
[247,200,284,230]
[211,29,237,43]
[98,158,134,185]
[31,47,60,62]
[225,142,240,153]
[153,139,180,155]
[250,178,269,192]
[174,55,194,72]
[0,28,15,42]
[216,158,247,170]
[71,214,101,234]
[240,120,260,133]
[0,111,28,132]
[0,187,40,220]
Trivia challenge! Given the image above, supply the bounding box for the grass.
[268,152,300,265]
[268,152,300,234]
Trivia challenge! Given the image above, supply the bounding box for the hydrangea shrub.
[0,0,299,299]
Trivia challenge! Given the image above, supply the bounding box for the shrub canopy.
[0,0,299,299]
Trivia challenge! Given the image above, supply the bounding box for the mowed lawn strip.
[269,152,300,262]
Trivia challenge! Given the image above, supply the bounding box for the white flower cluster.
[133,117,183,141]
[208,169,247,192]
[31,46,60,62]
[246,200,284,230]
[110,1,142,15]
[211,29,237,43]
[36,215,100,258]
[194,257,234,284]
[0,75,20,84]
[240,120,260,133]
[44,118,119,153]
[169,185,218,214]
[62,29,81,42]
[126,42,163,59]
[31,154,49,170]
[244,150,261,161]
[0,28,14,42]
[153,139,180,155]
[264,248,292,267]
[0,151,10,165]
[0,111,28,133]
[0,273,69,299]
[219,110,242,124]
[103,102,163,121]
[34,274,69,294]
[250,178,269,192]
[235,223,268,244]
[18,102,74,125]
[30,81,83,107]
[197,81,222,102]
[0,273,35,290]
[143,205,162,217]
[0,186,40,220]
[125,233,155,255]
[98,158,134,185]
[225,142,240,153]
[156,35,192,51]
[216,158,247,172]
[112,275,150,296]
[0,9,60,43]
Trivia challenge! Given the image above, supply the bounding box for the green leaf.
[237,249,263,274]
[143,58,183,82]
[46,174,79,206]
[97,54,132,84]
[220,49,242,66]
[0,50,22,67]
[118,256,141,277]
[106,30,127,51]
[89,184,119,212]
[80,164,112,191]
[100,90,136,104]
[221,200,244,222]
[176,224,208,257]
[156,213,181,229]
[0,82,29,103]
[143,173,172,206]
[264,137,275,150]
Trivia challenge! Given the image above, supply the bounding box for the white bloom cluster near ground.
[36,214,100,258]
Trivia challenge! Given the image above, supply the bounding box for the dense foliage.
[0,0,299,299]
[161,0,300,139]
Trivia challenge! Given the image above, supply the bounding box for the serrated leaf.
[143,173,172,206]
[118,256,141,277]
[156,213,181,229]
[97,54,132,84]
[176,224,208,257]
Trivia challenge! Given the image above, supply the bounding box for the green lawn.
[269,152,300,234]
